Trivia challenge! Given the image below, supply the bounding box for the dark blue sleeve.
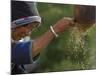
[11,41,33,64]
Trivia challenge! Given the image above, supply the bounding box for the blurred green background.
[31,2,96,72]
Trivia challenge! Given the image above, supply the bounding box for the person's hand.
[53,17,74,33]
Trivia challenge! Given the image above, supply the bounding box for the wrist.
[50,26,59,38]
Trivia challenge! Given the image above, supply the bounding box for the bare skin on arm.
[12,17,74,57]
[32,17,74,56]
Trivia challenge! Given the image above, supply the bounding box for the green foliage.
[31,2,96,72]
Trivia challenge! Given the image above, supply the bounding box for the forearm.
[32,17,73,57]
[32,29,56,56]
